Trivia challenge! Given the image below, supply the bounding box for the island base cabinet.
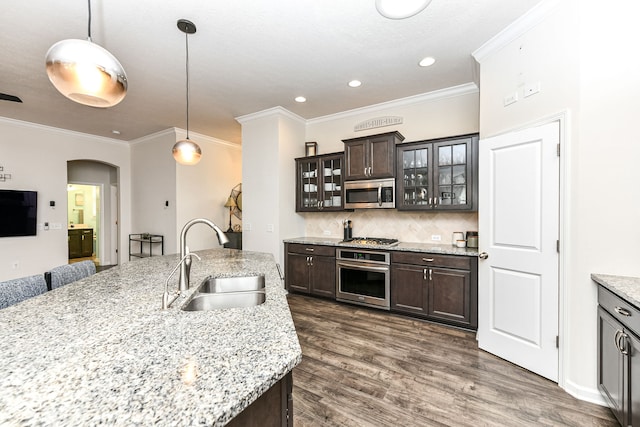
[598,286,640,426]
[227,372,293,427]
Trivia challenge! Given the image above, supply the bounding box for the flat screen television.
[0,189,37,237]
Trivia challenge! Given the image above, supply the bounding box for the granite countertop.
[592,273,640,309]
[283,236,479,257]
[0,249,302,426]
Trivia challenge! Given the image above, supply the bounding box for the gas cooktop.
[340,237,399,247]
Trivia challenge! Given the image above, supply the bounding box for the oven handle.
[378,185,382,207]
[337,261,390,271]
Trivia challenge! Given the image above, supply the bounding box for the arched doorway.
[67,160,119,267]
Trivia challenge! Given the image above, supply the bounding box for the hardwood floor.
[287,294,618,427]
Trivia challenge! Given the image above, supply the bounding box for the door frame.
[480,110,570,391]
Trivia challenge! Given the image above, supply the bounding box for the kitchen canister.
[452,232,464,245]
[466,231,478,248]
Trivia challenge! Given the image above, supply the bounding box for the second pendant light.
[172,19,202,166]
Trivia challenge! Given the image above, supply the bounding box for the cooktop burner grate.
[341,237,399,246]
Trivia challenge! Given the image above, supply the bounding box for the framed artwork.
[305,141,318,157]
[75,193,84,206]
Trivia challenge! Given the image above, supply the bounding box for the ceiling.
[0,1,541,145]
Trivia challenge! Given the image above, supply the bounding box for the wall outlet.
[431,235,442,241]
[266,224,274,233]
[245,223,252,231]
[11,261,19,270]
[524,81,541,98]
[323,230,331,236]
[51,223,62,230]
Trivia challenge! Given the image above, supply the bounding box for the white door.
[478,122,559,381]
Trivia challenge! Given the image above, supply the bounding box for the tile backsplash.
[302,210,478,245]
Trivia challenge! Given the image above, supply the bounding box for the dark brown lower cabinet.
[68,228,93,259]
[391,251,477,330]
[285,243,336,298]
[598,286,640,426]
[227,372,293,427]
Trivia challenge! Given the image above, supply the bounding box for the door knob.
[478,252,489,259]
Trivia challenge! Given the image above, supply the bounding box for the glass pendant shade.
[172,138,202,165]
[45,39,127,108]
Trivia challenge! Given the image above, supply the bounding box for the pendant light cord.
[87,0,92,41]
[185,30,190,140]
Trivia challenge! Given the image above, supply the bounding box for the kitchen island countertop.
[592,273,640,308]
[0,249,301,426]
[283,236,480,256]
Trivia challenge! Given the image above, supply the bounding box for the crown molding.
[472,0,561,63]
[0,116,128,146]
[129,127,240,150]
[235,106,306,125]
[307,83,479,125]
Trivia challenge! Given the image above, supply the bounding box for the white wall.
[303,86,481,241]
[0,117,131,280]
[130,130,179,254]
[239,108,306,268]
[130,128,242,255]
[175,129,242,254]
[474,0,640,402]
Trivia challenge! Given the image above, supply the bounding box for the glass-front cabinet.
[396,134,478,211]
[296,152,344,212]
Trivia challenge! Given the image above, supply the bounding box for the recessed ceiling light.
[419,57,436,67]
[348,80,362,88]
[375,0,433,20]
[295,96,306,103]
[112,130,121,135]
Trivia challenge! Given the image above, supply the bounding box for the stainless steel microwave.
[344,178,395,209]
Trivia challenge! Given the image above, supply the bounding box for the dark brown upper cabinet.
[343,131,404,181]
[295,152,344,212]
[396,133,478,211]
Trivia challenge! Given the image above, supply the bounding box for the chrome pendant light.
[172,19,202,166]
[45,0,127,108]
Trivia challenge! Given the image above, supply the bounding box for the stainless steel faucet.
[163,252,201,309]
[179,218,229,291]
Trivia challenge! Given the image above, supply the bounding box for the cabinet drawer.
[391,251,471,270]
[598,286,640,333]
[287,243,335,257]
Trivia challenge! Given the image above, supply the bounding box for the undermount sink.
[182,291,266,311]
[198,274,265,293]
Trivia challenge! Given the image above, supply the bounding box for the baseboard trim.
[563,379,607,406]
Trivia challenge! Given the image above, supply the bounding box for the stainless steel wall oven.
[336,248,390,310]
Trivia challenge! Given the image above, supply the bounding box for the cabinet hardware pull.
[422,258,434,262]
[614,330,621,351]
[619,332,629,355]
[309,257,314,266]
[423,268,427,281]
[428,268,433,281]
[615,306,632,317]
[478,252,489,259]
[305,248,315,252]
[429,197,432,206]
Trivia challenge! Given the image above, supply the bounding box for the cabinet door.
[369,135,395,178]
[286,253,310,293]
[81,230,93,257]
[68,231,82,258]
[428,267,471,327]
[598,307,626,426]
[628,330,640,427]
[296,158,320,212]
[310,255,336,298]
[433,138,473,210]
[319,154,344,210]
[397,143,432,210]
[344,140,369,180]
[391,264,427,316]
